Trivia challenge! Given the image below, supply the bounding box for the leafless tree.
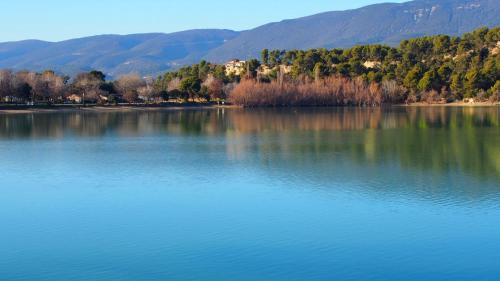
[72,72,106,105]
[167,77,181,92]
[203,75,224,102]
[115,74,145,103]
[41,70,67,102]
[0,70,14,101]
[381,80,406,103]
[137,85,154,102]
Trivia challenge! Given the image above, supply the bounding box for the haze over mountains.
[0,30,239,78]
[0,0,498,78]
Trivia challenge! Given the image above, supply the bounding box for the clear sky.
[0,0,406,42]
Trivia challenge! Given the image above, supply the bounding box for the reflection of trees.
[227,107,499,182]
[0,110,224,139]
[0,107,498,182]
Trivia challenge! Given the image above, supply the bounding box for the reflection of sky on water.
[0,107,499,281]
[0,107,499,203]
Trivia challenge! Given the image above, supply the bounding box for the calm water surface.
[0,107,499,281]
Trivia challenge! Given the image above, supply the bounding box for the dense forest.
[0,26,498,107]
[157,26,500,106]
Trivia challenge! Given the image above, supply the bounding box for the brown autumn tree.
[41,70,67,102]
[203,75,225,102]
[0,70,14,101]
[115,74,145,103]
[71,71,106,103]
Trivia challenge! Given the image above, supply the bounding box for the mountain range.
[0,0,498,78]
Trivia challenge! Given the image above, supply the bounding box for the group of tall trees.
[155,26,500,105]
[0,26,498,106]
[0,70,67,103]
[0,63,229,105]
[255,26,499,101]
[152,60,231,103]
[0,70,159,104]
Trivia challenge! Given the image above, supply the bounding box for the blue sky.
[1,0,406,42]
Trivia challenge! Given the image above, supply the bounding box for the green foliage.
[367,71,383,83]
[269,50,284,67]
[450,73,464,99]
[404,65,423,92]
[418,68,440,92]
[490,80,500,95]
[180,77,201,101]
[261,49,269,66]
[2,26,497,106]
[149,26,500,103]
[89,70,106,82]
[314,62,328,81]
[244,59,261,78]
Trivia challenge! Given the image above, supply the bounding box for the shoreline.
[0,104,239,114]
[0,102,498,114]
[397,101,500,107]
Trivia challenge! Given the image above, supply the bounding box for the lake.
[0,107,499,281]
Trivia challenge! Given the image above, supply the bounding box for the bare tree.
[381,80,406,103]
[203,75,224,102]
[0,70,14,101]
[137,86,154,103]
[72,72,106,105]
[41,70,67,102]
[12,77,32,102]
[167,77,181,92]
[222,82,237,101]
[8,71,50,103]
[115,74,145,103]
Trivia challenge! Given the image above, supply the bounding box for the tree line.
[153,26,500,106]
[0,70,164,104]
[0,26,498,106]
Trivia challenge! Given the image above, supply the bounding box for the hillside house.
[363,61,382,69]
[225,60,246,76]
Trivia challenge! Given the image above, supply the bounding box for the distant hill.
[0,30,239,78]
[205,0,500,62]
[0,0,498,78]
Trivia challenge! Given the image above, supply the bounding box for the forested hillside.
[0,0,498,77]
[1,27,499,106]
[158,26,500,105]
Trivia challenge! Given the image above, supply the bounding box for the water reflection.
[2,107,499,281]
[0,107,497,135]
[0,106,498,185]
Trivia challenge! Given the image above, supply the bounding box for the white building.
[225,60,246,76]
